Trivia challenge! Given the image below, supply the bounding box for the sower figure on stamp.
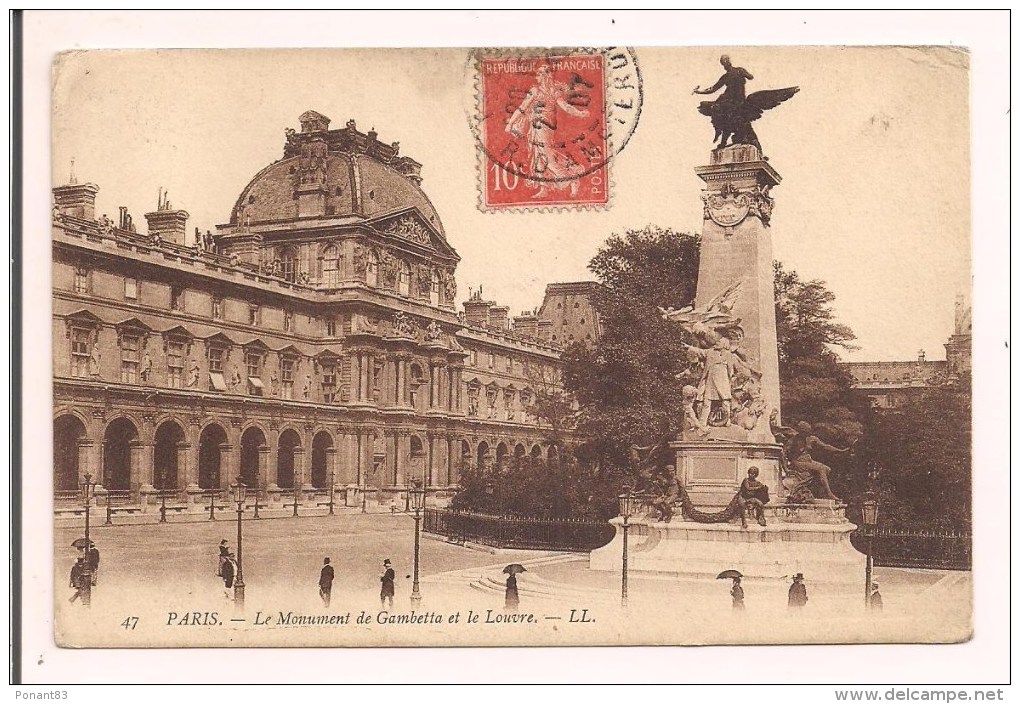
[380,559,395,610]
[319,557,335,607]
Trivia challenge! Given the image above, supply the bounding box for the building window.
[485,386,498,418]
[280,247,298,283]
[73,267,90,294]
[70,328,91,377]
[120,334,141,383]
[398,261,411,297]
[284,310,294,333]
[321,364,337,403]
[321,245,341,287]
[166,339,185,388]
[124,277,138,300]
[366,250,380,287]
[207,346,227,391]
[487,353,495,369]
[170,286,185,311]
[212,297,223,320]
[430,272,441,306]
[468,350,476,366]
[325,317,336,337]
[505,356,513,372]
[248,305,260,326]
[504,389,516,420]
[281,357,295,399]
[246,351,264,396]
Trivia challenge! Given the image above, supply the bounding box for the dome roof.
[227,114,446,239]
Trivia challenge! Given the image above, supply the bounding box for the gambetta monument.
[591,57,862,582]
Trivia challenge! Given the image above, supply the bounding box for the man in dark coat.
[504,574,520,613]
[85,542,100,586]
[221,551,236,599]
[788,573,808,608]
[69,557,89,605]
[380,559,395,610]
[319,557,335,607]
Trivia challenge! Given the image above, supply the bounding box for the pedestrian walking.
[731,576,745,610]
[788,573,808,609]
[319,558,335,607]
[504,574,520,613]
[68,557,89,605]
[85,541,100,586]
[380,559,395,610]
[869,582,883,611]
[217,539,229,576]
[221,551,237,599]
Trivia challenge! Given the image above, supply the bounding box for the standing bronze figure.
[694,55,799,153]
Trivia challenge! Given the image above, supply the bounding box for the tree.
[853,379,971,531]
[561,226,701,476]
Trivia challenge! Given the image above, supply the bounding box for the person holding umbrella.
[717,570,744,610]
[503,564,526,612]
[85,541,100,586]
[68,556,88,605]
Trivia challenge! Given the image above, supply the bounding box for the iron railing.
[851,526,971,571]
[423,509,615,552]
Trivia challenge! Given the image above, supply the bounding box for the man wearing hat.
[788,573,808,608]
[319,557,335,607]
[869,582,883,611]
[380,559,395,610]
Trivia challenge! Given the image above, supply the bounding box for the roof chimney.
[144,188,189,245]
[464,288,493,328]
[513,312,540,338]
[53,182,100,221]
[488,306,510,331]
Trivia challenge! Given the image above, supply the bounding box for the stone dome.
[227,112,446,239]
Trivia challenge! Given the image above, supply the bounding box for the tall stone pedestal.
[673,441,782,509]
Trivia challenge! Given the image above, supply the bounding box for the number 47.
[120,616,139,630]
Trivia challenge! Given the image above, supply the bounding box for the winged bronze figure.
[694,55,799,154]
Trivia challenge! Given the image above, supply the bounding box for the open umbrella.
[716,569,743,580]
[503,564,527,575]
[71,538,93,549]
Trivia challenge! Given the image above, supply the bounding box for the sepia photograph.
[14,8,1010,690]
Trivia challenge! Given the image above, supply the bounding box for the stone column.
[386,433,398,486]
[218,443,234,490]
[76,438,95,484]
[350,352,361,402]
[129,439,145,495]
[293,445,310,491]
[176,441,192,493]
[257,445,271,489]
[267,428,280,490]
[325,447,337,487]
[395,358,405,406]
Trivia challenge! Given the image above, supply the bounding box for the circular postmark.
[466,47,643,208]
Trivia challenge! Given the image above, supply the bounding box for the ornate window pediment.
[63,309,103,336]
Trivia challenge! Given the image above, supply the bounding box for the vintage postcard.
[49,45,973,650]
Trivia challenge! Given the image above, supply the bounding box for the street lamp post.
[252,476,260,520]
[862,486,879,610]
[232,477,247,609]
[618,487,638,608]
[409,479,425,608]
[79,472,95,607]
[328,470,335,516]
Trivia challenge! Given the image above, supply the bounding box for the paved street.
[54,511,972,648]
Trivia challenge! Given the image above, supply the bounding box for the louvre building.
[53,110,599,509]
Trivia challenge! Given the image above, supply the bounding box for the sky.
[51,46,971,363]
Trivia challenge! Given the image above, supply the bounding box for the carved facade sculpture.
[392,311,417,338]
[424,320,443,343]
[352,245,368,277]
[385,215,431,245]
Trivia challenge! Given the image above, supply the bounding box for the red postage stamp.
[479,53,610,210]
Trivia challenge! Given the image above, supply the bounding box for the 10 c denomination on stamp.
[475,48,641,211]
